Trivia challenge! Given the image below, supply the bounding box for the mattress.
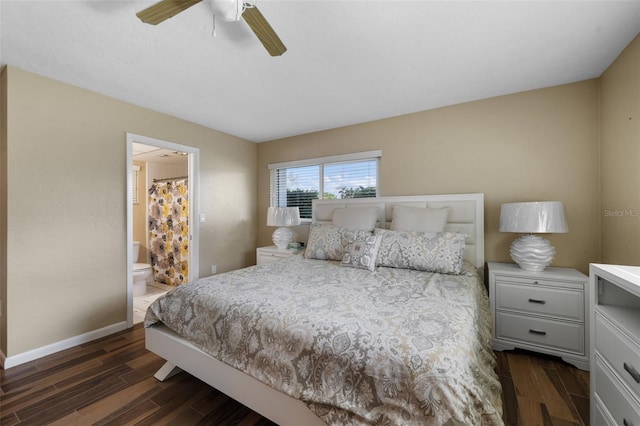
[145,255,503,425]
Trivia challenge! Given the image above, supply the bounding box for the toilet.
[132,241,153,297]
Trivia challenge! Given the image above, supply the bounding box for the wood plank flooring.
[1,324,590,425]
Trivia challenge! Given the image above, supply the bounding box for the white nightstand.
[256,245,305,265]
[487,261,589,370]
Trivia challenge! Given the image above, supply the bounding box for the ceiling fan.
[136,0,287,56]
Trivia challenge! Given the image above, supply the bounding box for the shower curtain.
[148,179,189,286]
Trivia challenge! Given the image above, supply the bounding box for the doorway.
[126,133,200,327]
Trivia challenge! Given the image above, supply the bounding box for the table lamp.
[267,207,300,250]
[499,201,568,271]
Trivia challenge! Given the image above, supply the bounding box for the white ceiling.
[1,1,639,143]
[132,142,189,165]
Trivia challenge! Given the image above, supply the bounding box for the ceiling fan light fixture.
[210,0,244,22]
[136,0,286,56]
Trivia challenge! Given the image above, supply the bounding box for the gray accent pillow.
[305,223,373,261]
[375,228,467,274]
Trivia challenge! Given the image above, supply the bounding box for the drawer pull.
[624,362,640,383]
[528,298,546,304]
[528,329,547,336]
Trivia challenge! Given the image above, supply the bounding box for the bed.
[144,193,503,425]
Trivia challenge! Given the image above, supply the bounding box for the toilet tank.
[133,241,140,263]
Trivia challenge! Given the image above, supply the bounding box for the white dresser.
[487,262,589,370]
[256,245,304,265]
[590,264,640,426]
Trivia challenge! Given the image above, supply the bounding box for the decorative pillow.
[390,205,449,232]
[341,235,381,271]
[332,207,378,231]
[305,223,373,261]
[375,229,467,274]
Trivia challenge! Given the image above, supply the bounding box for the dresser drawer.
[495,312,584,354]
[595,356,640,426]
[594,401,615,426]
[595,313,640,400]
[495,281,584,321]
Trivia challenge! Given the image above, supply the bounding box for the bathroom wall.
[147,162,189,183]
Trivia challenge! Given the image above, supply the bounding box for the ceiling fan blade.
[137,0,203,25]
[242,5,287,57]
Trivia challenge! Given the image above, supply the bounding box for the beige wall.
[600,34,640,265]
[258,80,601,274]
[1,67,7,355]
[2,66,257,357]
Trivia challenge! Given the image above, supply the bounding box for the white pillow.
[332,207,378,231]
[390,205,449,232]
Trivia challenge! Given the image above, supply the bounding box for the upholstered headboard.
[312,193,484,268]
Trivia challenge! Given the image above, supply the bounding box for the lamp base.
[509,234,556,272]
[272,227,294,250]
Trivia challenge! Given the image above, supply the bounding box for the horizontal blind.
[323,159,377,199]
[271,165,320,219]
[270,153,379,220]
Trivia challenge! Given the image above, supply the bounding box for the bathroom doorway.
[126,133,200,327]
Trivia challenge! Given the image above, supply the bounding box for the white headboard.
[312,193,484,268]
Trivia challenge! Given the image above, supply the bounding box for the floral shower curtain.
[148,179,189,286]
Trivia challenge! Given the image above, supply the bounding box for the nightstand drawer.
[495,281,584,321]
[595,313,640,400]
[257,252,290,264]
[256,246,304,265]
[495,275,581,288]
[496,312,584,354]
[595,356,640,426]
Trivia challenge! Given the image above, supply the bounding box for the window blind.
[269,151,380,220]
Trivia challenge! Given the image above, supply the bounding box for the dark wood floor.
[1,324,590,425]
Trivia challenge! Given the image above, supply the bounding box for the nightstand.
[487,261,589,370]
[256,245,304,265]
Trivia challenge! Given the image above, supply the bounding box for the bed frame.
[145,193,484,425]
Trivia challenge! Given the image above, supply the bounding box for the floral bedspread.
[145,256,503,425]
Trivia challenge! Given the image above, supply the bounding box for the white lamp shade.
[499,201,568,271]
[499,201,568,234]
[267,207,300,227]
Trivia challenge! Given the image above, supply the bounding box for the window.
[269,151,380,220]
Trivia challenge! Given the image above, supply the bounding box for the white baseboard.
[1,322,128,369]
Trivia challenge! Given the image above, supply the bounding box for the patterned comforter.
[145,256,503,425]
